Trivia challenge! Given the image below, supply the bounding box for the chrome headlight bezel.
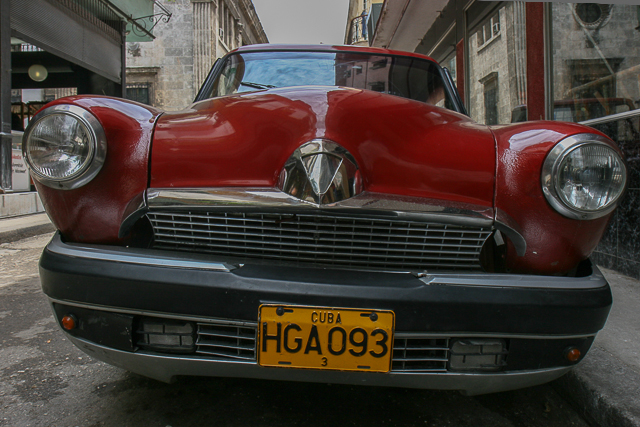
[541,133,626,220]
[22,104,107,190]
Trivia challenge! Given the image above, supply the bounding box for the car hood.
[151,86,496,208]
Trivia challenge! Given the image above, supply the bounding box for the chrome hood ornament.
[278,139,362,205]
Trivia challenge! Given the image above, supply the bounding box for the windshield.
[205,50,455,109]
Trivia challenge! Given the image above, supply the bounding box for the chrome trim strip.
[147,188,495,228]
[48,298,597,340]
[49,299,255,326]
[46,232,235,272]
[579,107,640,126]
[417,263,609,290]
[65,335,573,395]
[395,331,596,340]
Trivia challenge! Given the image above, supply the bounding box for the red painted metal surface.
[491,122,618,274]
[232,44,437,63]
[34,96,162,244]
[151,86,497,207]
[31,43,622,278]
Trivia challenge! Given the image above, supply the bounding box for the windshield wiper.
[240,81,276,90]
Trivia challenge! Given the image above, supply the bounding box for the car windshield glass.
[206,51,454,109]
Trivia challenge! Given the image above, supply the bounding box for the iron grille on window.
[126,84,151,105]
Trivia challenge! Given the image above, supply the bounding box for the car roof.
[232,44,438,63]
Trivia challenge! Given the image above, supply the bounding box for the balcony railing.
[348,14,368,45]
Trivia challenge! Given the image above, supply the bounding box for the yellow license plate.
[258,305,394,373]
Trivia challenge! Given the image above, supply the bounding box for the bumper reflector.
[565,347,582,363]
[136,318,196,353]
[449,338,507,371]
[61,314,77,331]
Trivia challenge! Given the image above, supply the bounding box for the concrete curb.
[0,192,45,218]
[553,346,640,427]
[0,214,55,244]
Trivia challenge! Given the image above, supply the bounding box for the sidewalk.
[0,213,638,426]
[0,212,54,243]
[553,268,640,427]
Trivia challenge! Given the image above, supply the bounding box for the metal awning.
[11,0,123,82]
[370,0,449,52]
[10,0,172,83]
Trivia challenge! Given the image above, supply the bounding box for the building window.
[369,81,386,92]
[482,73,499,125]
[572,3,613,29]
[43,88,77,102]
[10,89,22,104]
[126,83,151,105]
[218,2,224,40]
[477,12,501,49]
[225,9,231,46]
[218,3,234,48]
[372,58,388,69]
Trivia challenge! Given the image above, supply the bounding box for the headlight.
[22,104,106,190]
[541,133,626,220]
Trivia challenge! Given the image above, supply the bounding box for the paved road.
[0,234,594,427]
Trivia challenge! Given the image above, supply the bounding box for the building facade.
[125,0,268,111]
[465,2,527,125]
[356,1,640,280]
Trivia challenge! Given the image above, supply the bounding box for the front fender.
[33,96,163,244]
[491,122,619,274]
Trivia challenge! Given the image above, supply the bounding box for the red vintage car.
[24,45,626,395]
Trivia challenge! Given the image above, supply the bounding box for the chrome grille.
[194,322,451,372]
[147,211,492,271]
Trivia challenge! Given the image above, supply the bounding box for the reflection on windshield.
[207,51,453,109]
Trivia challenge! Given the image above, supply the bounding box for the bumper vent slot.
[133,316,508,373]
[147,211,491,272]
[192,323,462,372]
[392,336,450,372]
[136,318,195,353]
[196,323,257,361]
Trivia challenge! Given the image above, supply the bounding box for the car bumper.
[41,233,612,395]
[67,335,573,396]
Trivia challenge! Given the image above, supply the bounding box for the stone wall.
[127,0,195,110]
[126,0,268,111]
[466,2,527,125]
